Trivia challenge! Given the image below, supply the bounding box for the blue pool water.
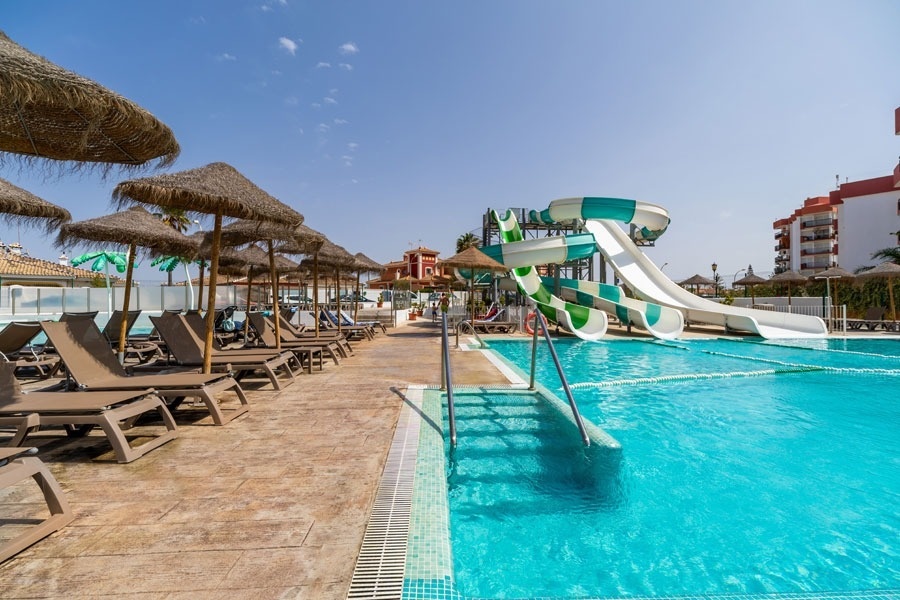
[445,338,900,599]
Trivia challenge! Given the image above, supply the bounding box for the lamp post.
[711,262,718,298]
[732,268,746,296]
[660,262,668,272]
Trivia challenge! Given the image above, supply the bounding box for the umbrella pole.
[203,209,223,374]
[244,269,254,343]
[197,262,206,312]
[889,276,896,322]
[470,275,475,324]
[117,244,137,364]
[267,241,281,351]
[354,271,361,323]
[313,253,320,337]
[335,265,342,335]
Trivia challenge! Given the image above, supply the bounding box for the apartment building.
[773,107,900,275]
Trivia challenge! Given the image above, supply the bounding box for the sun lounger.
[247,312,342,371]
[338,310,386,334]
[278,314,353,357]
[153,315,298,391]
[472,307,518,334]
[847,307,886,331]
[317,310,373,340]
[100,310,161,363]
[0,363,177,463]
[0,321,61,379]
[39,320,250,425]
[0,447,74,562]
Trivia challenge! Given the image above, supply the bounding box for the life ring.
[524,311,547,335]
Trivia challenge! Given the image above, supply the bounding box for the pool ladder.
[439,312,458,446]
[440,308,590,448]
[529,307,591,447]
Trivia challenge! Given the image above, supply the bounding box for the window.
[425,267,433,276]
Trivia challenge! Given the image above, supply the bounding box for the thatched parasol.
[0,177,71,229]
[732,272,768,303]
[352,252,384,321]
[768,270,807,306]
[810,266,855,306]
[214,220,322,347]
[678,274,714,295]
[298,240,358,334]
[57,206,196,362]
[0,30,179,170]
[855,261,900,322]
[113,162,304,373]
[437,246,509,323]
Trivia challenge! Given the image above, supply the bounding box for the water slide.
[482,209,686,340]
[529,197,828,339]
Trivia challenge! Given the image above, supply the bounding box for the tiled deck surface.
[0,319,508,600]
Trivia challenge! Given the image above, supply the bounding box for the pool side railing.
[529,304,591,447]
[439,312,457,446]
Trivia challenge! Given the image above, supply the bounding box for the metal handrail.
[529,307,590,447]
[455,319,486,348]
[440,312,457,446]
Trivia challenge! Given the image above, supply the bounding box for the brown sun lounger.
[0,321,61,379]
[0,447,74,563]
[100,310,161,363]
[152,315,297,391]
[0,363,177,463]
[247,312,342,370]
[39,320,250,426]
[280,315,354,357]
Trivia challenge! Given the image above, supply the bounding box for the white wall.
[838,191,900,271]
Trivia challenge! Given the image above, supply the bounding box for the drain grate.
[347,399,420,599]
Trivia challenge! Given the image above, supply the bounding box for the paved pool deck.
[0,319,508,600]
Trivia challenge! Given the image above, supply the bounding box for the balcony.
[800,248,834,257]
[800,217,834,229]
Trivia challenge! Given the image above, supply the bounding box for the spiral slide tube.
[483,209,608,340]
[534,197,828,339]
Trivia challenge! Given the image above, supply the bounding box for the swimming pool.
[425,338,900,599]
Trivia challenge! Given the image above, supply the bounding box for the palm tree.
[153,209,192,285]
[456,232,481,253]
[871,246,900,265]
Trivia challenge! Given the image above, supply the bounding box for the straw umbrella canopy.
[678,274,714,295]
[809,266,855,306]
[0,30,179,170]
[0,177,71,229]
[768,270,807,306]
[437,246,509,324]
[732,272,768,303]
[112,162,304,373]
[298,239,357,334]
[215,220,322,347]
[352,252,384,321]
[57,206,196,362]
[855,261,900,322]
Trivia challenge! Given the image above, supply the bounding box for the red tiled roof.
[0,253,116,282]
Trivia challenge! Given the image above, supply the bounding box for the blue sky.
[2,0,899,285]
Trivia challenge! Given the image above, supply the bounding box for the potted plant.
[408,308,417,320]
[377,293,384,308]
[416,302,425,317]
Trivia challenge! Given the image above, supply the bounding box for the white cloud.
[261,5,272,11]
[338,63,353,71]
[333,118,349,125]
[351,178,358,184]
[284,96,299,106]
[216,53,237,62]
[279,37,299,55]
[189,16,206,25]
[347,142,359,151]
[339,42,359,55]
[311,102,321,109]
[329,88,339,95]
[323,97,337,105]
[317,123,330,133]
[315,61,331,69]
[341,155,354,166]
